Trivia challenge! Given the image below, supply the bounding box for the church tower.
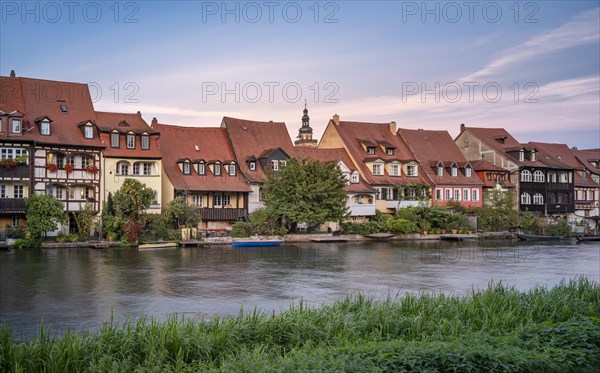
[294,101,318,148]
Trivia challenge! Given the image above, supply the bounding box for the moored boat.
[139,241,178,249]
[576,235,600,242]
[232,239,282,247]
[516,234,564,241]
[364,233,395,240]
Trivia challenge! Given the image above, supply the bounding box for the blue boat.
[231,239,283,247]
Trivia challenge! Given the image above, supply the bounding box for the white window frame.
[40,121,50,135]
[367,147,375,155]
[249,161,256,171]
[386,148,394,156]
[463,189,470,201]
[451,166,457,177]
[0,185,6,198]
[521,170,532,182]
[372,163,383,176]
[11,119,21,133]
[118,162,129,176]
[229,164,236,176]
[213,194,222,207]
[533,170,545,183]
[435,188,443,201]
[533,193,544,205]
[223,194,231,207]
[351,173,359,184]
[84,126,94,139]
[214,163,221,176]
[437,166,444,177]
[141,135,150,150]
[472,188,480,202]
[272,160,279,171]
[143,163,152,175]
[183,163,191,175]
[465,167,472,178]
[389,164,399,176]
[406,165,417,177]
[454,189,461,201]
[521,192,531,205]
[445,188,452,201]
[111,132,120,148]
[127,134,135,149]
[192,194,203,206]
[198,162,206,175]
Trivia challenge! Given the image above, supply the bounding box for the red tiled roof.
[154,122,251,192]
[325,120,427,186]
[95,111,161,159]
[572,148,600,176]
[0,76,104,148]
[471,160,508,172]
[222,116,295,183]
[398,128,483,187]
[0,76,26,114]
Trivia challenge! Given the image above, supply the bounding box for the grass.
[1,277,599,372]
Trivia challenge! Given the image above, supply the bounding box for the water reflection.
[1,240,598,340]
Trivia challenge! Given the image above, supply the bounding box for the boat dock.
[311,237,349,243]
[440,234,479,241]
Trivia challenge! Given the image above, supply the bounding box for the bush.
[388,218,419,235]
[12,237,43,249]
[230,221,252,237]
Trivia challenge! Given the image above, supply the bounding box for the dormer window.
[389,164,400,176]
[531,150,536,161]
[351,173,359,184]
[40,121,51,135]
[451,166,457,177]
[214,163,221,176]
[11,119,21,133]
[182,163,191,175]
[437,165,444,177]
[386,148,394,156]
[406,164,417,177]
[272,160,279,171]
[127,134,135,149]
[249,161,256,171]
[372,163,383,176]
[367,147,375,155]
[519,150,524,162]
[111,132,120,148]
[465,166,472,178]
[229,163,236,176]
[198,162,206,175]
[60,105,68,113]
[84,126,94,139]
[141,134,149,150]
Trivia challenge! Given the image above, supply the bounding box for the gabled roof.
[398,128,483,187]
[222,116,296,183]
[324,120,425,186]
[155,122,251,193]
[95,111,161,159]
[572,148,600,176]
[528,142,578,170]
[471,160,510,172]
[0,76,104,148]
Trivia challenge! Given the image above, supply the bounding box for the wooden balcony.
[0,165,30,179]
[198,208,247,221]
[0,198,27,214]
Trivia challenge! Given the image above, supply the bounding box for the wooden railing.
[198,208,247,221]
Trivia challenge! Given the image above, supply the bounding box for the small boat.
[576,235,600,242]
[139,241,178,249]
[89,242,109,249]
[364,233,395,240]
[231,239,282,247]
[516,234,564,241]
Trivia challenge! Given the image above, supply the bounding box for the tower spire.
[295,102,318,148]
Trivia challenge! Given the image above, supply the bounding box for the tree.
[25,194,68,238]
[73,203,97,241]
[112,178,155,243]
[162,196,201,229]
[262,159,348,231]
[477,190,519,232]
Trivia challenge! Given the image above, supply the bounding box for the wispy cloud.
[462,8,600,81]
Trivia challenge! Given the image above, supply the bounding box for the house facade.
[96,112,162,213]
[397,128,484,208]
[155,122,251,230]
[470,160,514,200]
[1,74,103,234]
[318,115,429,214]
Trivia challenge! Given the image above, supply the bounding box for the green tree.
[72,203,98,241]
[25,194,68,238]
[162,196,201,229]
[112,178,155,243]
[477,190,519,232]
[262,159,348,231]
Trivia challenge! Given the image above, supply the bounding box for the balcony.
[385,200,421,209]
[199,208,247,221]
[348,204,376,216]
[0,198,26,214]
[0,165,30,179]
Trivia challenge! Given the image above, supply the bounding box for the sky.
[1,0,599,149]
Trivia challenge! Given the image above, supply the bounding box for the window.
[12,119,21,133]
[249,161,256,171]
[118,162,129,175]
[559,172,569,183]
[0,185,6,198]
[13,185,23,198]
[214,163,221,176]
[192,194,203,206]
[55,154,65,169]
[547,172,557,182]
[472,189,479,202]
[229,164,236,176]
[389,164,399,176]
[367,147,375,154]
[127,134,135,149]
[386,148,394,155]
[40,121,50,135]
[451,166,457,177]
[133,163,140,175]
[183,163,191,175]
[60,104,68,113]
[272,160,279,171]
[533,193,544,205]
[213,194,222,207]
[521,170,532,182]
[143,163,152,175]
[372,163,383,175]
[463,189,470,201]
[445,189,452,201]
[12,216,21,228]
[351,173,359,183]
[533,170,545,183]
[223,194,231,207]
[454,189,461,201]
[521,192,531,205]
[487,173,492,181]
[81,155,92,168]
[198,162,206,175]
[406,165,417,177]
[141,135,149,150]
[280,160,287,168]
[81,187,92,200]
[48,185,64,199]
[465,167,472,178]
[84,126,94,139]
[354,195,363,204]
[519,151,524,161]
[69,187,75,199]
[437,166,444,177]
[436,188,443,201]
[111,133,120,148]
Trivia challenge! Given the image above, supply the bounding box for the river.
[1,240,598,340]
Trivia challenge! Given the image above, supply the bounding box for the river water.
[1,240,598,340]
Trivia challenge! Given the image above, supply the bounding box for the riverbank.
[1,278,598,372]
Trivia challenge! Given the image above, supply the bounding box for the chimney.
[151,117,158,126]
[460,123,465,133]
[10,70,16,77]
[332,114,340,126]
[136,111,141,116]
[390,121,396,135]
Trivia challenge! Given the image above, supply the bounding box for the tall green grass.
[1,277,599,372]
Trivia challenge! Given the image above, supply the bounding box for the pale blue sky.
[1,1,599,148]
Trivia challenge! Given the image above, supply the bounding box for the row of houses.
[1,74,599,234]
